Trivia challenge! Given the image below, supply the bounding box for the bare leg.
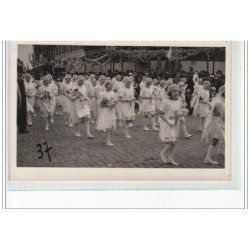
[198,118,203,131]
[128,122,135,128]
[50,114,54,123]
[27,112,32,126]
[41,109,45,118]
[155,115,159,125]
[204,138,219,164]
[86,120,94,138]
[125,121,132,138]
[180,124,192,138]
[168,143,179,166]
[106,130,114,146]
[201,117,206,131]
[143,117,149,130]
[90,112,95,124]
[160,144,170,163]
[59,106,64,115]
[151,117,159,131]
[74,123,81,137]
[45,117,49,131]
[68,115,73,127]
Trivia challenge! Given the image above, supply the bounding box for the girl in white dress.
[23,73,36,126]
[139,78,158,131]
[72,75,78,87]
[178,81,192,139]
[55,79,64,116]
[60,75,73,127]
[95,75,107,130]
[194,81,211,131]
[154,80,166,111]
[153,79,166,125]
[139,76,146,89]
[38,76,54,131]
[158,84,189,165]
[68,76,94,138]
[36,79,45,117]
[202,85,225,164]
[128,75,136,128]
[118,78,135,138]
[114,75,124,127]
[191,78,203,112]
[87,77,98,124]
[96,81,117,146]
[46,74,58,123]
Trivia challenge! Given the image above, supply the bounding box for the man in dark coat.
[17,65,28,133]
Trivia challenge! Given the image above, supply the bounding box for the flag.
[167,47,172,60]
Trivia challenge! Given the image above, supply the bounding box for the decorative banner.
[34,46,224,72]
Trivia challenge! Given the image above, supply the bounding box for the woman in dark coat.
[17,66,28,133]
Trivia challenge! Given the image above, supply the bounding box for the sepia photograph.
[3,40,232,182]
[15,42,227,170]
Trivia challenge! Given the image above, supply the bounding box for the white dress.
[139,86,155,117]
[201,95,225,143]
[36,85,43,110]
[95,83,106,122]
[68,85,90,124]
[158,98,183,142]
[139,80,146,89]
[115,82,124,120]
[24,81,36,113]
[59,82,72,113]
[118,87,135,122]
[39,85,54,116]
[87,84,98,115]
[191,84,202,109]
[153,85,165,111]
[96,90,116,132]
[50,81,58,113]
[193,87,210,117]
[56,82,64,107]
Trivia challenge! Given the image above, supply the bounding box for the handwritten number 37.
[36,142,52,162]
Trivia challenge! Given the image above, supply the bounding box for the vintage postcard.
[8,41,231,181]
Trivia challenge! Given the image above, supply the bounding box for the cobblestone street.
[17,112,224,168]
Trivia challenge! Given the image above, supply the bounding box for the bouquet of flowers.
[44,91,52,100]
[100,98,115,108]
[107,99,116,108]
[100,98,108,107]
[26,88,33,98]
[70,89,81,101]
[181,108,189,116]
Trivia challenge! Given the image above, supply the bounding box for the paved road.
[17,111,224,168]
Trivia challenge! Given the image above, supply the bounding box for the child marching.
[158,84,189,165]
[139,78,158,131]
[68,76,94,138]
[60,74,74,127]
[201,85,225,164]
[193,81,211,131]
[87,77,98,124]
[38,76,54,131]
[177,80,192,139]
[118,77,135,138]
[96,81,117,146]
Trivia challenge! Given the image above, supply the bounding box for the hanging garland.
[56,47,224,71]
[69,54,111,71]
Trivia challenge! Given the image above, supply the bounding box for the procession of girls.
[22,71,225,165]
